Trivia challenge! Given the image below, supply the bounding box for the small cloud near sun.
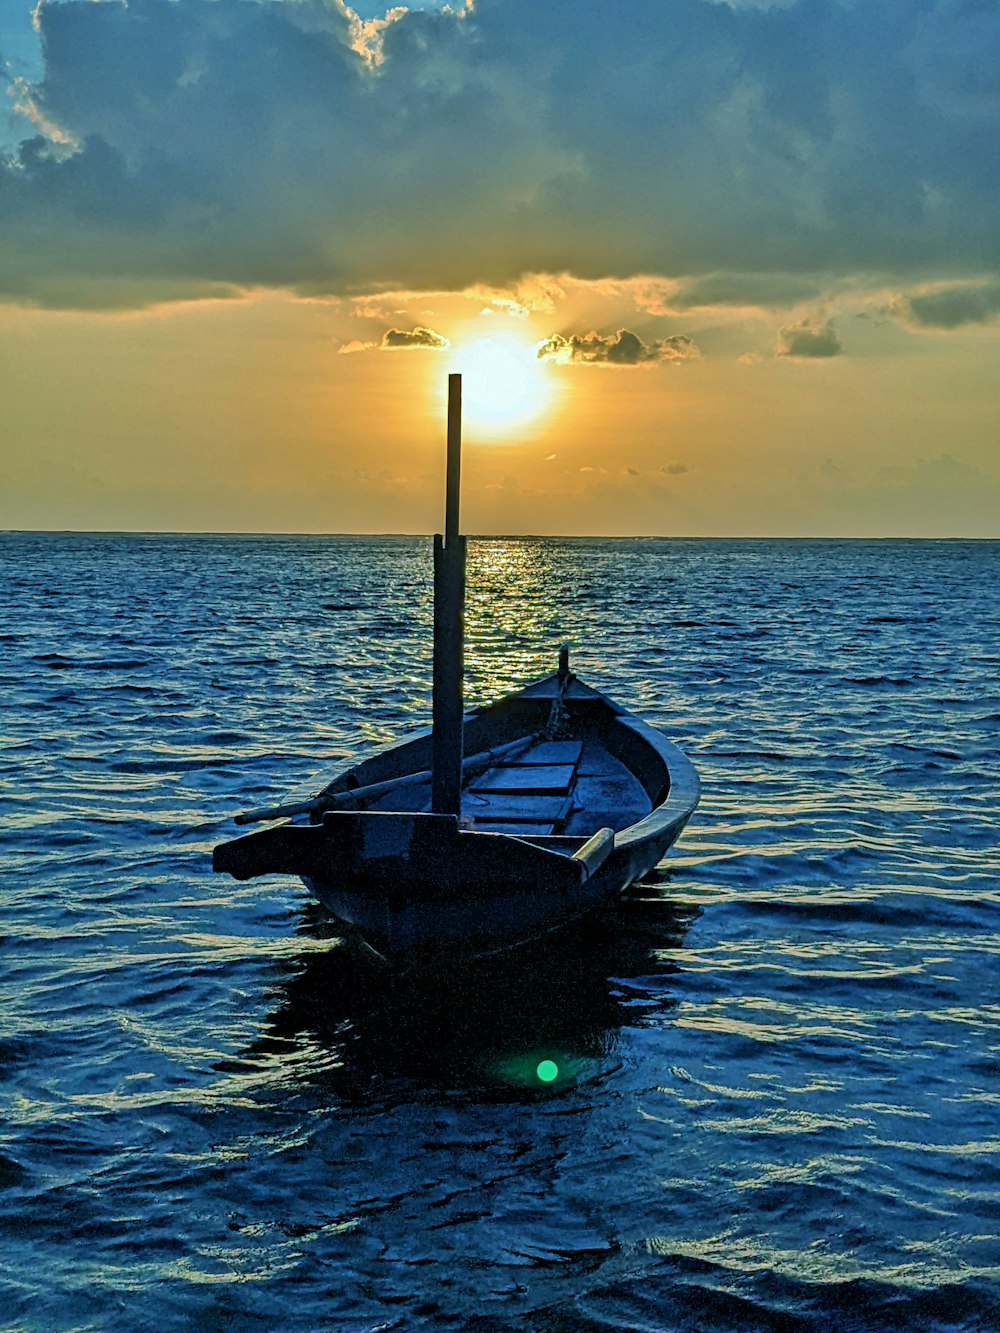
[382,325,450,350]
[537,329,700,365]
[336,325,450,354]
[777,319,843,359]
[661,463,689,476]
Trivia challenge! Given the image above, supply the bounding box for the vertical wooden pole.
[432,374,466,816]
[445,373,461,546]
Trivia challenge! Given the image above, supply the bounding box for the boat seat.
[463,790,573,834]
[469,764,576,796]
[465,737,581,834]
[505,740,583,768]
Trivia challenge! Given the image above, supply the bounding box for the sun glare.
[450,334,554,435]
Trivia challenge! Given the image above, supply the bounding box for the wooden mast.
[431,373,466,815]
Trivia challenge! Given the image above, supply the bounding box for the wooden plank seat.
[464,736,584,833]
[506,740,583,768]
[470,764,577,795]
[463,790,573,833]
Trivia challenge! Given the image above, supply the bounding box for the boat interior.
[320,679,661,847]
[469,736,650,838]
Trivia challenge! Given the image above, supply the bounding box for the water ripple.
[1,533,998,1329]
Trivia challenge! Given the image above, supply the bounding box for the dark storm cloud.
[1,0,998,307]
[777,318,843,357]
[537,330,700,365]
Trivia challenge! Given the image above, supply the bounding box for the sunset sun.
[449,334,554,435]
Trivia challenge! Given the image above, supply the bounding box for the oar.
[233,734,534,826]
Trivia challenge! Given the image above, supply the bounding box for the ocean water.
[2,532,999,1332]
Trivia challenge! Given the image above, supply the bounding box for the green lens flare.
[536,1059,559,1083]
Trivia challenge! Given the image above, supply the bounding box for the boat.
[213,376,699,965]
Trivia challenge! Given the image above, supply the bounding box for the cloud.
[1,0,999,308]
[901,280,1000,330]
[658,334,701,362]
[655,271,838,314]
[777,318,843,358]
[380,324,450,349]
[660,463,689,475]
[337,323,450,352]
[340,3,411,69]
[537,328,700,365]
[467,273,565,317]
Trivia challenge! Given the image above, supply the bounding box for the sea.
[2,532,999,1332]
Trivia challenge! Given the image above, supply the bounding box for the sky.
[1,0,998,536]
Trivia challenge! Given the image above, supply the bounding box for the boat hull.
[213,668,700,966]
[304,809,692,963]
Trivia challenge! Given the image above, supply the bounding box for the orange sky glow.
[1,0,998,537]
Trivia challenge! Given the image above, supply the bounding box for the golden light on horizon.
[449,333,555,437]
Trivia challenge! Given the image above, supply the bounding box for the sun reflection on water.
[465,539,566,701]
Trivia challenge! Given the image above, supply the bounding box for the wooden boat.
[213,376,699,965]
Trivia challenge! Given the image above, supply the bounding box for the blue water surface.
[1,534,998,1330]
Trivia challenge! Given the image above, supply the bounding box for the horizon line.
[3,529,998,542]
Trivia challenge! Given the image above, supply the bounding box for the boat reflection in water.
[248,887,698,1106]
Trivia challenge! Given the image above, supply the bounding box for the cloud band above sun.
[1,0,998,312]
